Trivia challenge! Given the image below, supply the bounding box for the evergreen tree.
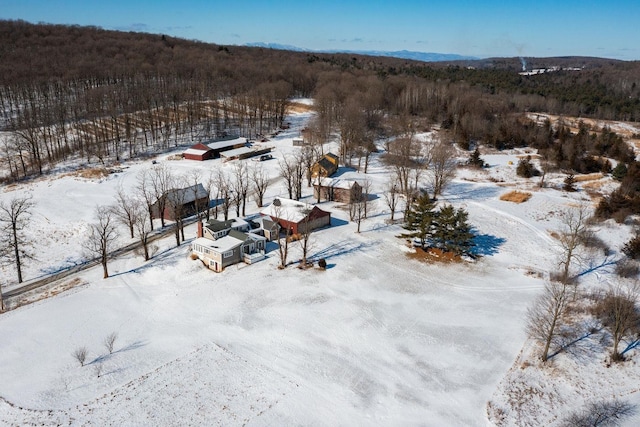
[401,193,436,248]
[612,163,628,181]
[563,173,577,192]
[432,204,475,256]
[516,156,539,178]
[468,147,486,168]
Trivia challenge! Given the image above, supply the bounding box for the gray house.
[202,218,250,240]
[192,223,266,272]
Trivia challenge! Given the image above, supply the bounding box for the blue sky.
[2,0,639,60]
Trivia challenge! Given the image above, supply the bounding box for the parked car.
[259,154,273,161]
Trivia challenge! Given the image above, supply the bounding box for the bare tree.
[561,399,636,427]
[0,195,35,284]
[136,167,156,231]
[593,284,640,362]
[132,200,153,261]
[557,205,589,283]
[73,346,88,367]
[250,164,270,207]
[386,136,418,199]
[232,162,250,217]
[204,170,217,220]
[351,195,367,233]
[526,280,570,362]
[297,204,314,266]
[84,205,118,279]
[104,332,118,354]
[149,163,173,228]
[383,177,401,222]
[112,185,138,239]
[428,137,457,199]
[293,152,305,200]
[216,170,232,221]
[188,169,207,221]
[93,361,104,378]
[300,145,317,187]
[279,156,297,200]
[361,178,372,219]
[272,199,291,269]
[167,175,189,246]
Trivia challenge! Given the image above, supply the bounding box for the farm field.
[0,108,638,426]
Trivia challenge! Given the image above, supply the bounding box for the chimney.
[197,221,203,238]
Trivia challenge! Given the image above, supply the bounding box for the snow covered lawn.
[1,111,637,425]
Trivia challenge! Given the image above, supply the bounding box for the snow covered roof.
[184,148,210,156]
[260,198,316,223]
[219,146,254,158]
[184,143,212,156]
[206,137,247,151]
[165,183,209,205]
[315,177,360,189]
[193,235,243,253]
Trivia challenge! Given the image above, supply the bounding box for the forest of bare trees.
[1,19,640,186]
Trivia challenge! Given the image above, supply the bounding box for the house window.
[223,250,234,258]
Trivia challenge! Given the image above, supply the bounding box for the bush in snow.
[73,347,88,367]
[621,232,640,260]
[560,398,636,427]
[516,156,539,178]
[104,332,118,354]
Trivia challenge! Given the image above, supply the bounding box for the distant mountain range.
[245,42,478,62]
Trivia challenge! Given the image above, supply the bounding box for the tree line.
[2,20,640,183]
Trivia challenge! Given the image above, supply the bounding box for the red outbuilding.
[183,143,214,161]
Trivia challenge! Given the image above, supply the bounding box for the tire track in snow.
[467,200,557,248]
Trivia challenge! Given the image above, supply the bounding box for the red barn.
[183,143,214,161]
[260,198,331,235]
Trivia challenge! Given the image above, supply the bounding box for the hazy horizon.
[2,0,639,60]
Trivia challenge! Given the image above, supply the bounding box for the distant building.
[183,143,214,161]
[310,153,339,178]
[206,137,248,158]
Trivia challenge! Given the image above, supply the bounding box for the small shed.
[310,153,339,178]
[183,143,214,161]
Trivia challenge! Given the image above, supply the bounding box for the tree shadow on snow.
[111,244,185,277]
[445,181,502,201]
[332,166,357,177]
[471,233,506,257]
[330,217,349,228]
[309,239,376,262]
[115,340,148,354]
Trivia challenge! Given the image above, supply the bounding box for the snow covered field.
[0,109,638,425]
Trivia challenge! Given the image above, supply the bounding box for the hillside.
[1,105,639,425]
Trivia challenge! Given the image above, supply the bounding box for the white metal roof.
[219,146,254,158]
[206,137,246,151]
[184,148,210,156]
[193,235,243,253]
